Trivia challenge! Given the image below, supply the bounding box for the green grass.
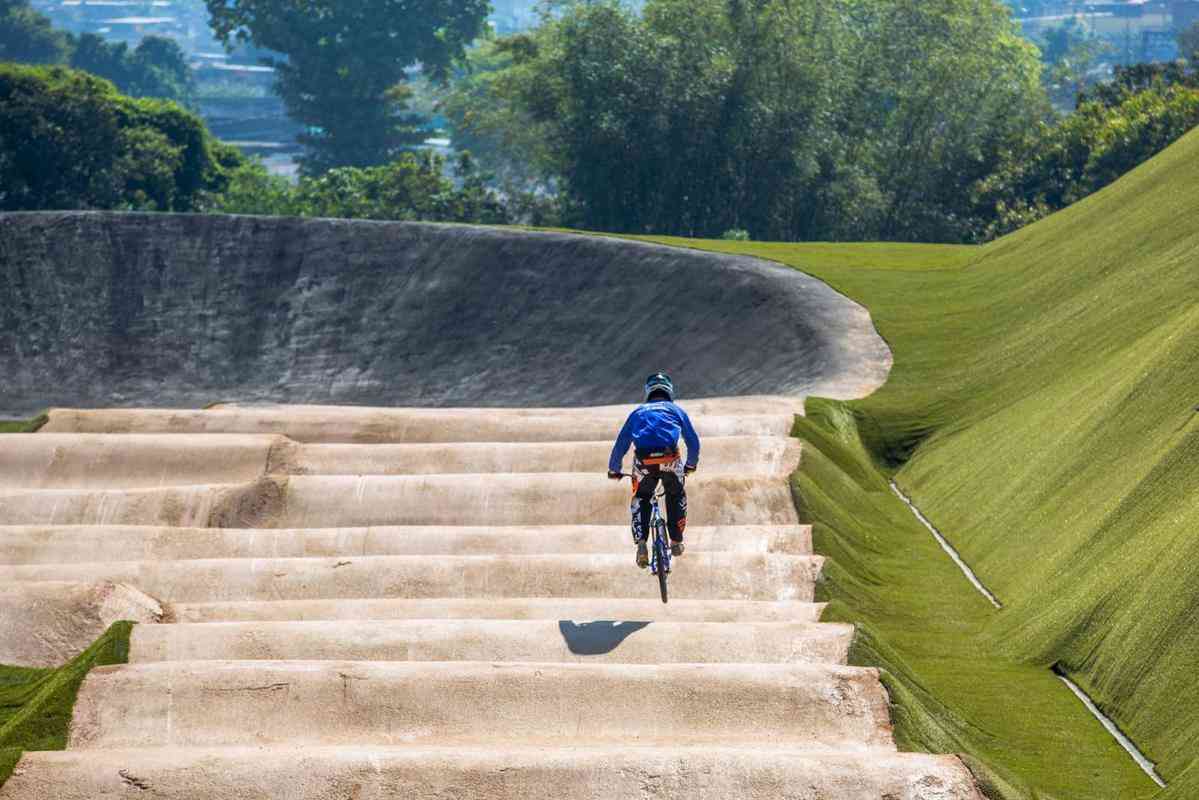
[639,126,1199,798]
[788,402,1150,798]
[0,622,134,789]
[0,414,48,434]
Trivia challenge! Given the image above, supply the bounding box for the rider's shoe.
[670,539,685,557]
[636,540,649,568]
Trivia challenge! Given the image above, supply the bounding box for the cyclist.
[607,373,700,568]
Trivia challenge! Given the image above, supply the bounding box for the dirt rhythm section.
[0,213,889,416]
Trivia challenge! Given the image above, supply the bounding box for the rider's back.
[627,401,689,452]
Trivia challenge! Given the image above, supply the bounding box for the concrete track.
[0,434,800,485]
[39,399,799,441]
[2,747,983,800]
[0,214,892,414]
[0,400,983,798]
[0,524,812,563]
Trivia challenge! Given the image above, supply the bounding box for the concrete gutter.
[1053,666,1167,788]
[890,481,1002,609]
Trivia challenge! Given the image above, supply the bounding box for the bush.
[974,76,1199,239]
[720,228,751,241]
[213,150,512,224]
[0,64,241,211]
[0,0,68,64]
[69,34,195,106]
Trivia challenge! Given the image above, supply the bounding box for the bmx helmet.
[644,372,676,402]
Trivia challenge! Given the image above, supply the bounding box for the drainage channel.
[1052,665,1167,788]
[889,481,1002,609]
[889,482,1168,787]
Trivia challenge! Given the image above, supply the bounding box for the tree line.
[0,62,519,223]
[1,0,193,104]
[2,0,1198,240]
[441,0,1199,242]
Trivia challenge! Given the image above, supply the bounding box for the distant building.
[1014,0,1187,62]
[1172,0,1199,28]
[31,0,219,50]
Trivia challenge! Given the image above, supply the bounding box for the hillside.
[664,125,1199,797]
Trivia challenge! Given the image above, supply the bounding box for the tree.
[0,0,68,64]
[124,36,195,104]
[0,0,195,105]
[0,64,242,211]
[838,0,1048,241]
[1036,19,1112,109]
[972,74,1199,239]
[1178,20,1199,63]
[69,34,195,105]
[471,0,1046,242]
[203,0,491,173]
[1080,61,1198,107]
[437,39,553,188]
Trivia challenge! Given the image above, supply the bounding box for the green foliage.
[69,33,195,106]
[1178,21,1199,63]
[203,0,492,173]
[1037,18,1089,66]
[1080,61,1199,107]
[437,39,552,188]
[1035,19,1112,108]
[0,1,193,103]
[215,150,510,224]
[0,64,242,211]
[720,228,750,242]
[648,125,1199,796]
[975,69,1199,238]
[217,162,300,216]
[461,0,1046,242]
[0,622,134,789]
[0,0,68,64]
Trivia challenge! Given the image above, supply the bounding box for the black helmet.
[644,372,676,402]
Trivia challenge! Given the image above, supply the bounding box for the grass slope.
[0,414,47,434]
[0,622,134,789]
[645,126,1199,798]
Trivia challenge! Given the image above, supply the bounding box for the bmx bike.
[615,474,672,604]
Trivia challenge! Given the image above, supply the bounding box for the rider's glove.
[684,464,697,474]
[607,471,623,480]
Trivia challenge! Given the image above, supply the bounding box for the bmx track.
[0,214,981,798]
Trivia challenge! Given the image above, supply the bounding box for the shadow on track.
[558,620,651,655]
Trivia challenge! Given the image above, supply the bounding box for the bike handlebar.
[609,468,695,479]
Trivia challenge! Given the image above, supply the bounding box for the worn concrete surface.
[0,213,890,416]
[67,660,896,750]
[1,746,984,800]
[0,524,812,563]
[0,581,161,667]
[41,400,798,442]
[0,402,983,799]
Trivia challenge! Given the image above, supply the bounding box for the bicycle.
[614,474,672,604]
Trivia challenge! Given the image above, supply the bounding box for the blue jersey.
[608,401,700,473]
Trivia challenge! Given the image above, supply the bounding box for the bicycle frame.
[648,486,671,578]
[615,472,673,602]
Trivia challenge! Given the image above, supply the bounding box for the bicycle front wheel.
[656,536,669,604]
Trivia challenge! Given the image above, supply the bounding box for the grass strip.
[0,414,48,433]
[0,622,135,789]
[789,401,1150,798]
